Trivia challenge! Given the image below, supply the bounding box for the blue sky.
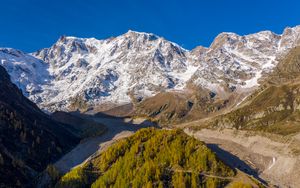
[0,0,299,52]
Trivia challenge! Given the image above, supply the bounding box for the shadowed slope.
[0,66,79,187]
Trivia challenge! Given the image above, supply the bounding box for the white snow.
[168,64,199,89]
[241,71,262,88]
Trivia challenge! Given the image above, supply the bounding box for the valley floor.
[48,114,300,188]
[54,116,156,174]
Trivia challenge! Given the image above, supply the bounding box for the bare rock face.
[1,26,300,112]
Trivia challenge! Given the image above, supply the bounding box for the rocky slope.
[0,65,79,187]
[206,46,300,135]
[132,89,232,125]
[1,26,300,112]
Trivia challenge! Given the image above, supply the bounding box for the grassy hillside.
[211,84,300,135]
[57,128,236,188]
[269,46,300,84]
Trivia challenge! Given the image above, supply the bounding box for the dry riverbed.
[185,128,300,188]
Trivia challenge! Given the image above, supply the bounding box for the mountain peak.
[283,25,300,33]
[126,29,157,36]
[56,35,88,44]
[209,32,240,49]
[123,30,160,42]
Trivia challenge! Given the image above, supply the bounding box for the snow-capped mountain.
[1,26,300,112]
[0,48,51,96]
[189,27,300,94]
[31,31,198,111]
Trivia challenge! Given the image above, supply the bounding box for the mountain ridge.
[1,25,300,112]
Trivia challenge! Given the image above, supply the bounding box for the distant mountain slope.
[56,128,260,188]
[0,66,79,187]
[207,46,300,135]
[1,26,300,112]
[33,32,194,111]
[132,89,232,125]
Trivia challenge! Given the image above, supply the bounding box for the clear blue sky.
[0,0,299,52]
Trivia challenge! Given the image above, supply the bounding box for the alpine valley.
[1,25,300,188]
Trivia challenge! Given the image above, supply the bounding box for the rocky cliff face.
[1,26,300,112]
